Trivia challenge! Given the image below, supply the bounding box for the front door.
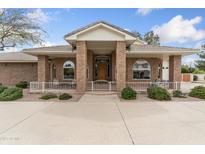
[98,63,107,80]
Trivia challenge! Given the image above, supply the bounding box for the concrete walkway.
[0,94,205,144]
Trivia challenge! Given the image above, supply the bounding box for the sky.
[4,8,205,65]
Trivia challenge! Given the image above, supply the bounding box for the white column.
[162,55,169,81]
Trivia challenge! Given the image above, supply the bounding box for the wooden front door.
[98,63,107,80]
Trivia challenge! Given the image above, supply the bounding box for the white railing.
[126,82,181,91]
[87,80,116,91]
[30,81,76,93]
[126,81,205,92]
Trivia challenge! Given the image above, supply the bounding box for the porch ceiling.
[87,41,116,54]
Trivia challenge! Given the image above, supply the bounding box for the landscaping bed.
[18,89,82,102]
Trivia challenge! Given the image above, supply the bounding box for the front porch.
[29,40,182,93]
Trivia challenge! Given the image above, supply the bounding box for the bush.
[0,86,8,93]
[0,83,2,86]
[16,81,28,89]
[59,93,72,100]
[0,88,23,101]
[189,86,205,99]
[173,90,186,98]
[193,75,198,81]
[121,87,137,100]
[40,93,58,100]
[147,86,171,101]
[193,69,205,74]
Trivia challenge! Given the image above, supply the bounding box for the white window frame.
[63,60,75,80]
[132,60,151,80]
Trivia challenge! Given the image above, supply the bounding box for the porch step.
[85,91,117,95]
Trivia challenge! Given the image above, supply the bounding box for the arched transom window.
[63,60,75,80]
[133,60,151,80]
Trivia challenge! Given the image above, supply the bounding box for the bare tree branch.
[0,9,46,51]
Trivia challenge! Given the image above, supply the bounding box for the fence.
[126,82,181,91]
[87,80,116,91]
[30,81,76,93]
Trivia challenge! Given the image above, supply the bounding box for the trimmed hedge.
[189,86,205,100]
[16,81,28,89]
[40,93,58,100]
[0,88,23,101]
[0,86,7,93]
[59,93,72,100]
[121,87,137,100]
[173,90,186,98]
[147,86,171,101]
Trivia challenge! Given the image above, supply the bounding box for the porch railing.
[87,80,116,91]
[30,81,76,93]
[126,82,181,91]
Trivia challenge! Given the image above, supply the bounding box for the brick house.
[0,21,198,92]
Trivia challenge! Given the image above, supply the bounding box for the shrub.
[0,88,23,101]
[173,90,186,98]
[189,86,205,99]
[121,87,137,100]
[0,86,7,93]
[16,81,28,89]
[193,75,198,81]
[193,69,205,74]
[147,86,171,101]
[40,93,58,100]
[59,93,72,100]
[0,83,2,86]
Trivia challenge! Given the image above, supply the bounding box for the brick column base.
[116,41,126,92]
[38,55,49,82]
[169,55,181,82]
[76,41,87,92]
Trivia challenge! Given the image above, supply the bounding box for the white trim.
[63,60,75,80]
[65,23,138,42]
[132,59,151,80]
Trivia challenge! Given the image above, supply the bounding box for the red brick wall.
[116,41,126,91]
[126,58,162,82]
[76,41,87,92]
[169,55,181,82]
[52,58,76,82]
[0,62,37,85]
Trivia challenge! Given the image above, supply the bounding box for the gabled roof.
[64,21,138,39]
[0,52,37,63]
[64,21,145,44]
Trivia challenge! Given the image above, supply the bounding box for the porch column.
[76,41,87,92]
[37,55,49,82]
[169,55,181,82]
[162,55,169,81]
[116,41,126,92]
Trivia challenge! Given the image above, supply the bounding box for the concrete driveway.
[0,94,205,144]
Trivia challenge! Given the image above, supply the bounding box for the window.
[63,61,75,80]
[133,60,151,80]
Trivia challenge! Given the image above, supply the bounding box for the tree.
[132,31,143,40]
[195,44,205,71]
[0,9,46,51]
[181,64,195,73]
[144,31,160,45]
